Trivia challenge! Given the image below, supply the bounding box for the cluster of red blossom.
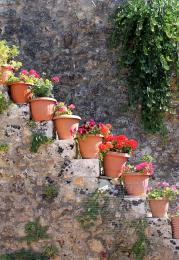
[99,134,138,154]
[77,119,112,136]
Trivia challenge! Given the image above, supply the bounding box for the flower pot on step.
[148,199,169,218]
[78,134,102,159]
[103,152,130,178]
[0,66,11,85]
[30,97,57,121]
[9,82,32,104]
[171,216,179,239]
[123,174,149,196]
[53,115,81,140]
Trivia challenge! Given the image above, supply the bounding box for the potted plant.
[0,40,22,85]
[7,69,39,104]
[147,182,178,218]
[123,155,154,196]
[99,135,138,178]
[53,102,81,140]
[171,205,179,239]
[30,75,60,121]
[77,120,112,158]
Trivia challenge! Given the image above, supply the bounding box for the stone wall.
[0,1,179,181]
[0,86,178,259]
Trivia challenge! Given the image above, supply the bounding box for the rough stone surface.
[0,1,178,181]
[0,96,178,259]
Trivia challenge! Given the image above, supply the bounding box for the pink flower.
[171,185,178,192]
[68,104,75,110]
[21,69,28,75]
[6,65,14,71]
[52,76,60,83]
[59,107,67,113]
[175,205,179,210]
[157,182,169,188]
[89,119,96,127]
[136,162,148,171]
[29,69,40,78]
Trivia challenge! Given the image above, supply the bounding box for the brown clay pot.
[103,152,130,178]
[53,115,81,140]
[9,82,32,104]
[148,199,169,218]
[30,97,57,121]
[123,174,149,196]
[0,66,11,85]
[78,134,102,159]
[171,216,179,239]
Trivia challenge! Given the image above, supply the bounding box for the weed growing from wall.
[30,133,53,153]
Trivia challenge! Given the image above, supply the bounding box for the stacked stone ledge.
[0,85,178,259]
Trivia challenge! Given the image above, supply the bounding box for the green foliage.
[24,220,49,243]
[77,191,108,229]
[0,249,48,260]
[0,144,9,152]
[110,0,177,133]
[32,78,53,97]
[131,219,149,260]
[27,120,37,129]
[0,92,10,114]
[30,133,53,153]
[141,154,153,162]
[42,184,59,202]
[0,40,20,67]
[42,244,59,257]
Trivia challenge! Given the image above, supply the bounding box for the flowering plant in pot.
[7,69,39,104]
[171,205,179,239]
[77,120,112,158]
[122,155,154,196]
[0,40,22,84]
[53,102,81,140]
[30,75,60,121]
[99,135,138,178]
[147,182,179,218]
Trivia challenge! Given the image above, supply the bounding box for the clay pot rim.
[53,115,81,120]
[78,134,103,139]
[106,151,130,158]
[123,173,150,177]
[8,82,34,87]
[29,97,57,103]
[171,216,179,220]
[148,198,169,202]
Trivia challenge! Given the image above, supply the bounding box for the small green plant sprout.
[30,133,53,153]
[27,119,36,129]
[141,154,153,162]
[24,219,49,244]
[131,219,149,260]
[42,183,59,202]
[0,91,10,114]
[77,190,108,229]
[0,249,48,260]
[42,244,59,258]
[0,144,9,152]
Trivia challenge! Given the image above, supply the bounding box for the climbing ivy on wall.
[110,0,177,132]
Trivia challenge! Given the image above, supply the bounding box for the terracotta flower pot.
[78,134,102,159]
[30,97,57,121]
[123,174,149,196]
[9,82,32,104]
[171,216,179,239]
[53,115,81,140]
[148,199,169,218]
[103,152,130,178]
[0,66,11,85]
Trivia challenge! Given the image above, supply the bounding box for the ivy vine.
[110,0,177,132]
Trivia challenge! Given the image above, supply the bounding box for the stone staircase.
[0,85,178,259]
